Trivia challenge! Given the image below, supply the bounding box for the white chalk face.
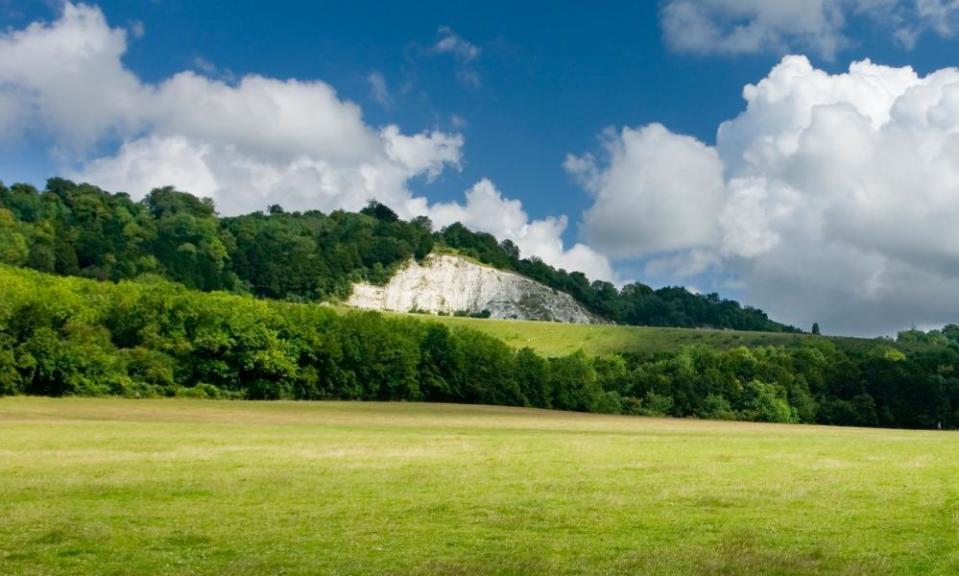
[347,254,602,324]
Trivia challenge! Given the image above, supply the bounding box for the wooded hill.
[0,178,798,332]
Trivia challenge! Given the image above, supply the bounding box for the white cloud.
[0,3,605,284]
[0,2,147,151]
[569,55,959,335]
[58,63,439,216]
[157,73,383,162]
[566,124,726,258]
[78,135,218,202]
[430,179,615,282]
[661,0,850,59]
[433,26,479,62]
[0,2,439,216]
[915,0,959,36]
[73,133,443,217]
[660,0,959,58]
[190,56,235,83]
[381,125,462,181]
[643,249,722,281]
[432,26,481,87]
[367,71,390,107]
[0,89,28,140]
[719,178,781,258]
[193,56,216,74]
[128,19,144,39]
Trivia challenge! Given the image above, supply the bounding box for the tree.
[499,239,520,260]
[812,322,821,335]
[515,347,548,408]
[418,323,462,401]
[0,209,28,265]
[411,215,433,233]
[360,201,398,222]
[548,352,601,411]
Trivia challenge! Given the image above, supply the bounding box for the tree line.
[0,178,796,332]
[2,264,956,429]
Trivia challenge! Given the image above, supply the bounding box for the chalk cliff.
[347,254,605,324]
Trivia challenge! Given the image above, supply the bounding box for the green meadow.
[383,311,901,357]
[2,397,958,575]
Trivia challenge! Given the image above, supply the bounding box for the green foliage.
[548,351,601,411]
[0,179,434,304]
[0,179,959,428]
[0,209,29,265]
[625,391,674,417]
[0,178,795,332]
[515,347,549,408]
[410,312,887,358]
[702,393,736,420]
[898,325,959,348]
[738,380,796,423]
[3,246,959,429]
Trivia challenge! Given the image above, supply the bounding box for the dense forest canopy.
[0,178,797,332]
[1,265,957,429]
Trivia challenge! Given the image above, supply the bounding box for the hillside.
[0,178,796,332]
[384,311,900,357]
[348,253,605,323]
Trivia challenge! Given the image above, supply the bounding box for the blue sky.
[4,1,959,335]
[2,1,955,205]
[3,1,762,209]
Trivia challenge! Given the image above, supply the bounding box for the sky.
[3,0,959,336]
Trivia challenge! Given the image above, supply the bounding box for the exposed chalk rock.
[347,254,605,324]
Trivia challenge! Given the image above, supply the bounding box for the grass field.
[376,311,899,357]
[2,398,958,575]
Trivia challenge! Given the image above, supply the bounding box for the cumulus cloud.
[381,125,463,181]
[0,2,148,150]
[661,0,959,58]
[566,124,726,258]
[0,3,604,282]
[568,55,959,334]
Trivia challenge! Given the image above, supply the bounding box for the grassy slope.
[1,398,957,575]
[2,262,903,360]
[374,310,899,357]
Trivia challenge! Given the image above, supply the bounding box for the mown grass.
[2,398,958,575]
[378,311,900,357]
